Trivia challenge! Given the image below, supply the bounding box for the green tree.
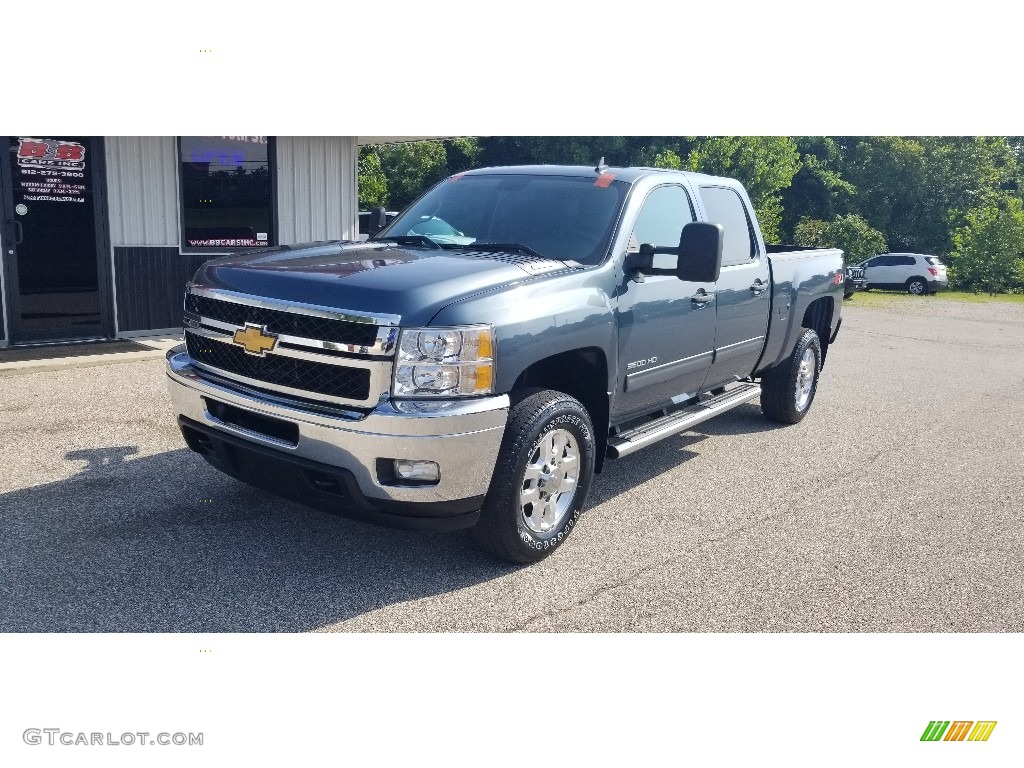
[794,214,887,264]
[841,136,926,251]
[643,148,683,170]
[356,147,387,208]
[793,217,828,247]
[838,136,1021,255]
[477,136,634,168]
[442,137,482,174]
[684,137,801,243]
[949,197,1024,293]
[375,140,450,209]
[780,137,856,240]
[915,137,1019,254]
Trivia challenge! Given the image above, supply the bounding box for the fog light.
[394,460,440,483]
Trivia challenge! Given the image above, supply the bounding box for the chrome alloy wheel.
[795,347,816,411]
[519,428,580,534]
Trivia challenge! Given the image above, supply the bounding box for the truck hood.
[191,240,571,326]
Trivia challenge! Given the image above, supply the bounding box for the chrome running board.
[606,382,761,459]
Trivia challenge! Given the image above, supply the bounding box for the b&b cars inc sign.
[16,138,87,203]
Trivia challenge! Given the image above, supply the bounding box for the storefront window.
[179,136,275,250]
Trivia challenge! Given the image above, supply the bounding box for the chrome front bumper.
[166,346,508,510]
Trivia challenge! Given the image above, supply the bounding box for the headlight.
[393,325,494,397]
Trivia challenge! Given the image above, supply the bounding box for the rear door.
[613,184,716,420]
[894,254,918,284]
[698,185,770,388]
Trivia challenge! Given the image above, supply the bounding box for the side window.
[630,185,695,269]
[699,186,757,267]
[897,256,916,266]
[874,256,894,266]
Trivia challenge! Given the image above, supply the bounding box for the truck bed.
[758,245,845,374]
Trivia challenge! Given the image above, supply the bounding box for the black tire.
[472,388,596,564]
[760,329,822,424]
[907,277,927,295]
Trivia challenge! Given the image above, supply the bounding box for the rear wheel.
[907,277,927,295]
[760,329,821,424]
[472,389,596,564]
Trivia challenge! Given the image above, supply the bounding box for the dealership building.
[0,136,422,348]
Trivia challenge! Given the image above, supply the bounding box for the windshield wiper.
[445,242,547,260]
[373,235,442,250]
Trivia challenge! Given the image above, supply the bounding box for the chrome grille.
[185,293,379,347]
[185,332,371,401]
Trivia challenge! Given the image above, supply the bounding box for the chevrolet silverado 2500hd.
[166,165,844,563]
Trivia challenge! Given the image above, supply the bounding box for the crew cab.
[166,165,844,563]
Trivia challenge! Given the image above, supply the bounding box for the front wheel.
[472,389,596,564]
[760,329,821,424]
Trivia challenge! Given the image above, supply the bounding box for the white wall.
[105,136,180,247]
[276,136,358,244]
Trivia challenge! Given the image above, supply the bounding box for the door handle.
[750,280,768,294]
[6,220,23,245]
[691,290,715,306]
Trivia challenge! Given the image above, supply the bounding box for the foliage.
[442,137,482,174]
[684,137,801,243]
[646,148,683,170]
[794,214,887,264]
[793,217,828,247]
[780,138,857,239]
[356,147,387,208]
[948,197,1024,293]
[374,141,449,209]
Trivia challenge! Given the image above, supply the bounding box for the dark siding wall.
[114,247,210,332]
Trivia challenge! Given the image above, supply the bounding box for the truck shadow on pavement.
[0,403,774,632]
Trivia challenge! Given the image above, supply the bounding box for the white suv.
[857,253,948,295]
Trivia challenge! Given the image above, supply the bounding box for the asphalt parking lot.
[1,297,1022,632]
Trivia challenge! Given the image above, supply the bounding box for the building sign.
[15,138,87,203]
[179,136,275,250]
[186,238,266,247]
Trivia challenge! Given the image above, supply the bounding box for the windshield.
[377,173,629,265]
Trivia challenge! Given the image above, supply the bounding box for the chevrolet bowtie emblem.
[232,323,278,356]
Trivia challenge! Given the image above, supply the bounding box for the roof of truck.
[460,164,719,184]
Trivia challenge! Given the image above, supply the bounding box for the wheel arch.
[511,347,610,472]
[801,296,834,368]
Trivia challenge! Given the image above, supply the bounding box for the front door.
[613,184,717,422]
[1,136,111,343]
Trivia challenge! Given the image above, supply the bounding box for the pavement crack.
[507,507,806,632]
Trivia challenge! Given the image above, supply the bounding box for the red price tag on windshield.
[594,173,615,188]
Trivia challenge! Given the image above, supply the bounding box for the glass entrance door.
[2,136,109,343]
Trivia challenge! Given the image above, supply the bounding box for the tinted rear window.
[925,256,943,265]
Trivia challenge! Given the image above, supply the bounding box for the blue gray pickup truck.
[166,164,844,562]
